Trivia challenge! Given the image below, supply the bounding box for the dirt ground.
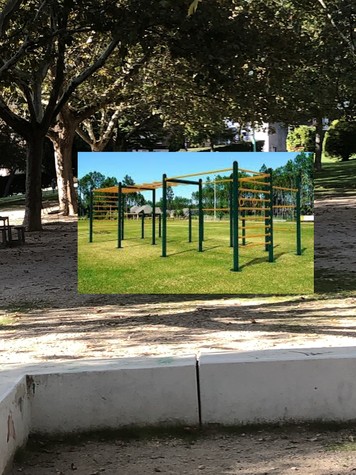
[314,195,356,292]
[1,195,356,474]
[11,426,356,474]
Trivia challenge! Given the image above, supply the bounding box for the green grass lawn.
[78,218,314,295]
[315,157,356,197]
[314,156,356,293]
[0,190,59,210]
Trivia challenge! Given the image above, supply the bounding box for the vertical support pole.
[118,183,122,248]
[89,189,93,243]
[159,213,162,238]
[188,207,192,243]
[141,212,145,239]
[229,180,233,248]
[198,179,203,252]
[232,161,239,271]
[121,195,125,240]
[264,174,269,252]
[296,173,302,255]
[242,209,246,246]
[268,169,274,262]
[152,188,156,245]
[162,174,167,257]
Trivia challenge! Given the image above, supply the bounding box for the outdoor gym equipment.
[89,161,302,272]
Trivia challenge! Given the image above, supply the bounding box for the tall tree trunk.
[48,107,78,215]
[314,116,325,171]
[52,129,78,215]
[24,131,45,231]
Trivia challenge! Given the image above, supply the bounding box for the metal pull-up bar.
[166,167,232,181]
[161,175,203,257]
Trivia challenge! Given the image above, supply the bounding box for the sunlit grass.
[315,158,356,196]
[0,190,58,209]
[78,219,314,295]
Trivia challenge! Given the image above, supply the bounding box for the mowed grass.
[315,158,356,197]
[78,218,314,295]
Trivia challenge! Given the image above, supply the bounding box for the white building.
[241,122,288,152]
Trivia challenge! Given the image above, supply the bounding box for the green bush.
[286,125,315,152]
[324,119,356,161]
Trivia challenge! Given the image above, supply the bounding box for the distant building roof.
[129,205,162,215]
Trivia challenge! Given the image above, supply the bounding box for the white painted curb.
[0,356,198,474]
[30,356,199,433]
[199,348,356,425]
[0,375,31,475]
[3,348,356,474]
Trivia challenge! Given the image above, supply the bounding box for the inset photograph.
[78,152,313,294]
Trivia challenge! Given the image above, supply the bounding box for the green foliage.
[78,171,118,214]
[273,152,314,215]
[0,119,26,171]
[287,126,315,152]
[324,119,356,161]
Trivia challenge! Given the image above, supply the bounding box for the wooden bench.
[0,216,11,248]
[8,225,25,246]
[0,227,7,248]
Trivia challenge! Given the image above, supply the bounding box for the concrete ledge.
[29,356,199,434]
[199,348,356,425]
[3,348,356,473]
[0,375,31,475]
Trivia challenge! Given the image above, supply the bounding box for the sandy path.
[0,195,356,369]
[1,194,356,475]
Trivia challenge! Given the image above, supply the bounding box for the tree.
[324,119,356,161]
[166,186,174,209]
[77,171,118,212]
[287,126,316,152]
[0,0,123,229]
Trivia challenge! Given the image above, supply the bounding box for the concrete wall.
[4,349,356,473]
[0,375,31,475]
[199,348,356,425]
[30,356,199,434]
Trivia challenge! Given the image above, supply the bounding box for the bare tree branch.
[0,96,30,138]
[52,37,121,118]
[316,0,356,60]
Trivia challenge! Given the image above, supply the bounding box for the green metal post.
[188,207,192,243]
[162,174,167,257]
[89,189,93,243]
[118,183,122,248]
[242,210,246,246]
[121,195,125,240]
[268,169,274,262]
[296,173,302,255]
[198,179,203,252]
[159,213,162,238]
[152,189,156,245]
[232,161,239,271]
[229,181,233,247]
[264,174,269,252]
[141,212,145,239]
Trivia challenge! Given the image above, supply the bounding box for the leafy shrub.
[324,119,356,161]
[287,125,315,152]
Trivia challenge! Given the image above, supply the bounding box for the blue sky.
[78,151,301,200]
